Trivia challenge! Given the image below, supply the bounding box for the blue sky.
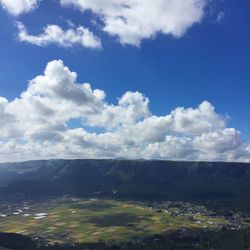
[0,0,250,162]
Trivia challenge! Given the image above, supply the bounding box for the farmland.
[0,197,233,244]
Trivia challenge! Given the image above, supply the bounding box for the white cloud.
[169,101,226,134]
[0,59,250,163]
[0,0,38,15]
[60,0,207,46]
[17,22,102,49]
[144,136,196,160]
[85,91,151,129]
[5,60,105,143]
[1,0,213,47]
[194,128,241,154]
[0,97,22,139]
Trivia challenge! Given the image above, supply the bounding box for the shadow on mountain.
[2,159,250,212]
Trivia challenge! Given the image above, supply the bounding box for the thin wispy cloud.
[17,22,102,49]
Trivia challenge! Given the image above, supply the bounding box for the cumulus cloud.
[169,101,226,134]
[85,91,151,129]
[60,0,207,46]
[0,59,250,163]
[0,0,38,15]
[5,60,105,144]
[17,22,102,49]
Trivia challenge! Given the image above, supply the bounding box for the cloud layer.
[0,59,250,163]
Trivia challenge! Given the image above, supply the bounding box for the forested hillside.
[1,160,250,210]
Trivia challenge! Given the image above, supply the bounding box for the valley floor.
[0,196,249,247]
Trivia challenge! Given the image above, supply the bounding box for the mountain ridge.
[1,159,250,210]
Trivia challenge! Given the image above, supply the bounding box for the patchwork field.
[0,198,230,244]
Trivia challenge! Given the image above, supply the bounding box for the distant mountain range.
[1,159,250,210]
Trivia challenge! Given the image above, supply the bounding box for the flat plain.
[0,198,231,244]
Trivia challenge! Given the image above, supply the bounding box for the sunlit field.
[0,198,230,244]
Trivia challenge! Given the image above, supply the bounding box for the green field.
[0,198,229,244]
